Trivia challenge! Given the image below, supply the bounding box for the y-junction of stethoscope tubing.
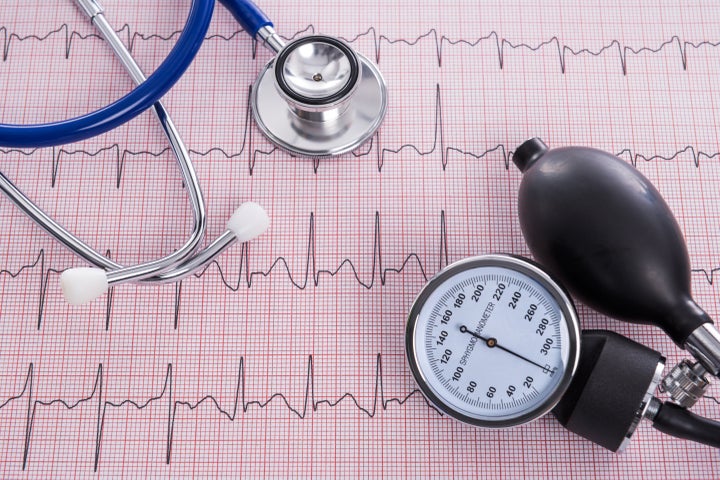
[256,25,287,54]
[0,1,209,286]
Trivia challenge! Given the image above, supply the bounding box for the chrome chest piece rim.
[251,35,388,157]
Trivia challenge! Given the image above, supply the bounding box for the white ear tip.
[60,268,109,305]
[227,202,270,242]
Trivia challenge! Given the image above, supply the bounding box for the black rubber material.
[513,138,713,346]
[552,330,664,451]
[653,402,720,449]
[274,36,359,106]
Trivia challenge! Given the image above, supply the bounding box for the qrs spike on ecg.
[1,356,433,472]
[2,22,720,73]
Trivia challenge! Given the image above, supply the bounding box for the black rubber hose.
[652,402,720,449]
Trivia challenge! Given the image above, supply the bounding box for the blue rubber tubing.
[218,0,272,37]
[0,0,216,148]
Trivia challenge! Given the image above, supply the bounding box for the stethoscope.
[0,0,387,305]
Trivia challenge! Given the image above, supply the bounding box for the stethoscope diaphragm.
[251,35,388,157]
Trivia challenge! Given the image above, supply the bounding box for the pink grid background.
[0,0,719,477]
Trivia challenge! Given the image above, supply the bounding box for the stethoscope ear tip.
[61,267,109,306]
[227,202,270,243]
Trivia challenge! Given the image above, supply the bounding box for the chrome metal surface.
[643,396,663,421]
[251,52,387,157]
[152,231,237,282]
[660,360,710,408]
[85,9,208,285]
[617,359,665,452]
[685,323,720,377]
[74,0,104,18]
[256,25,285,54]
[281,41,353,100]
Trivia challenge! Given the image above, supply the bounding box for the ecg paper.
[1,0,720,478]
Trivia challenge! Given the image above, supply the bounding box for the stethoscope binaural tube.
[61,203,269,305]
[58,0,269,305]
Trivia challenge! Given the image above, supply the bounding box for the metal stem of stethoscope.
[257,25,287,53]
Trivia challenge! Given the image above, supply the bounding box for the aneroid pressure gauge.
[406,255,581,428]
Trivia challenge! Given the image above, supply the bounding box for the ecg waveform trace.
[3,358,718,472]
[4,205,720,333]
[0,209,448,329]
[1,355,430,472]
[4,83,720,183]
[3,22,720,75]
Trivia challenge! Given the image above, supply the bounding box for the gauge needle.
[459,325,548,371]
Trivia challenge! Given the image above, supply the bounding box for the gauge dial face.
[406,255,580,428]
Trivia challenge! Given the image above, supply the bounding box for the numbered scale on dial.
[406,255,581,428]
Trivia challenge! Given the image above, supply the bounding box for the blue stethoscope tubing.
[0,0,272,148]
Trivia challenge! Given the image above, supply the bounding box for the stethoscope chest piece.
[251,35,387,157]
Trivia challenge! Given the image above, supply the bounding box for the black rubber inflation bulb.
[513,138,714,350]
